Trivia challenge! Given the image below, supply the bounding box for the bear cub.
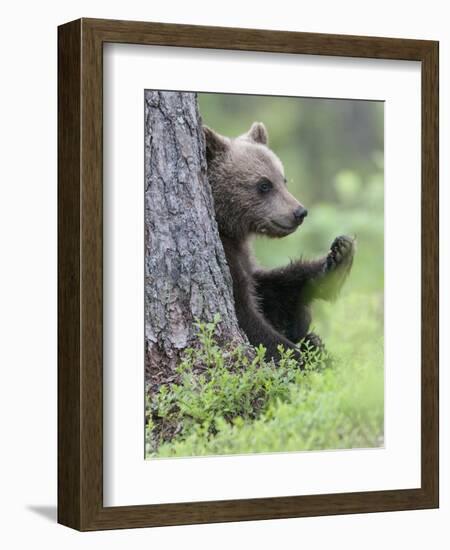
[204,121,355,363]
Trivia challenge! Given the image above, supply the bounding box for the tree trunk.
[144,91,246,390]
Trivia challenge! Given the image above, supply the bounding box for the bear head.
[204,122,307,240]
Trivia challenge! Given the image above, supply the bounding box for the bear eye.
[257,178,273,193]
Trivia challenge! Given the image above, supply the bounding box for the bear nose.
[293,206,308,224]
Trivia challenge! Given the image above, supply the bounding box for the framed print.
[58,18,439,530]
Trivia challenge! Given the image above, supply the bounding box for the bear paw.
[325,235,355,273]
[301,332,325,351]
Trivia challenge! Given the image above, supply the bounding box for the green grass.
[146,292,384,459]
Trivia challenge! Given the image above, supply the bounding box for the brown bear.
[204,121,355,362]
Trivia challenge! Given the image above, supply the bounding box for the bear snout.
[293,206,308,225]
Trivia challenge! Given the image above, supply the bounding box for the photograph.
[144,90,384,459]
[55,15,438,532]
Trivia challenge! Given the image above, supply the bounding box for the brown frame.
[58,17,439,531]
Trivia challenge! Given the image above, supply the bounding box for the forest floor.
[145,289,384,459]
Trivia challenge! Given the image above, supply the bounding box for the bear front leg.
[254,235,355,301]
[234,292,304,365]
[239,305,304,364]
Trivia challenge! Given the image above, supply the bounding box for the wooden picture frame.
[58,18,439,531]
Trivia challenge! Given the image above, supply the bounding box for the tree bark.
[144,91,246,389]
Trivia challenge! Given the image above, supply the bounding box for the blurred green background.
[198,93,384,297]
[147,94,385,457]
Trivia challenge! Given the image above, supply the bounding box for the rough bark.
[144,91,246,390]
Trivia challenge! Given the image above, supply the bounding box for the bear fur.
[204,121,355,362]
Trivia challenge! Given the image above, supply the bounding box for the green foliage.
[146,316,328,456]
[146,295,383,458]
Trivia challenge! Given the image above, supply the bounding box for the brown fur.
[204,122,355,363]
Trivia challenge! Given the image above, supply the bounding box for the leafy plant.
[146,294,383,459]
[146,315,328,456]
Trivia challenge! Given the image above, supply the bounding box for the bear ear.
[246,122,268,145]
[203,126,228,159]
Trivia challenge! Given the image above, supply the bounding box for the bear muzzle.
[293,206,308,226]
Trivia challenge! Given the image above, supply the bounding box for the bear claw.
[301,332,324,351]
[325,235,355,272]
